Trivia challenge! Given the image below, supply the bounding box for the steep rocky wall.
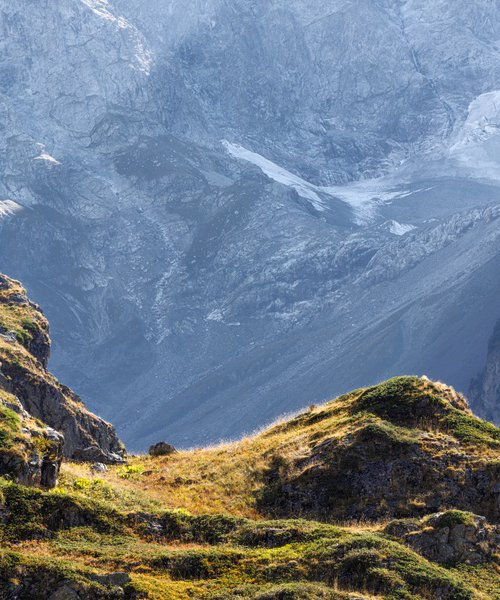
[470,318,500,424]
[0,274,123,461]
[0,389,63,488]
[0,0,499,450]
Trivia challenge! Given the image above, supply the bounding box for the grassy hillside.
[1,376,498,599]
[63,376,499,521]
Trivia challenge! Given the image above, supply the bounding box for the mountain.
[0,370,498,598]
[470,317,500,424]
[0,1,500,448]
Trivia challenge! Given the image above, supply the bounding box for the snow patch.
[207,309,224,322]
[448,91,500,180]
[222,141,327,212]
[223,140,410,223]
[388,220,416,236]
[452,90,500,149]
[34,147,61,166]
[320,181,403,222]
[0,200,23,219]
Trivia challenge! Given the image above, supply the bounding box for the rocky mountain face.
[0,274,123,486]
[470,318,500,424]
[0,1,500,448]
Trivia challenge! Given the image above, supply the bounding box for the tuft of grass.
[443,411,500,448]
[427,510,476,529]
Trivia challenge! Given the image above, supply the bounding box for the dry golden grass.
[60,392,364,518]
[60,376,499,520]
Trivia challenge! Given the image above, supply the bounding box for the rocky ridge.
[0,274,124,487]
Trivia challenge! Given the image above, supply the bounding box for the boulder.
[149,441,177,457]
[90,462,108,473]
[49,584,81,600]
[385,511,500,565]
[73,446,125,465]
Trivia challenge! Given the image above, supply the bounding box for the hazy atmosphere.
[0,2,499,599]
[1,1,500,451]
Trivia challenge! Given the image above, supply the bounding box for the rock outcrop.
[0,275,124,469]
[386,511,500,566]
[0,390,63,488]
[258,377,500,522]
[73,445,125,465]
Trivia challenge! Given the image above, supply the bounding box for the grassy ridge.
[58,377,498,521]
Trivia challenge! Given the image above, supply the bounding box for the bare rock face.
[470,318,500,425]
[0,0,499,452]
[73,445,125,465]
[386,511,500,566]
[0,274,124,465]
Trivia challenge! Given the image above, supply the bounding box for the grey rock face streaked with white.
[0,0,500,448]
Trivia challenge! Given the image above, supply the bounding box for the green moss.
[207,582,348,599]
[13,328,32,347]
[0,405,22,450]
[0,406,21,432]
[306,534,474,600]
[353,376,450,424]
[158,511,339,548]
[153,548,246,580]
[21,317,38,333]
[357,419,417,448]
[428,510,476,529]
[160,510,244,544]
[443,411,500,448]
[0,551,133,599]
[0,479,126,542]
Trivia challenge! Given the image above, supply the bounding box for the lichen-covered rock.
[0,391,63,488]
[385,511,500,565]
[0,275,125,460]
